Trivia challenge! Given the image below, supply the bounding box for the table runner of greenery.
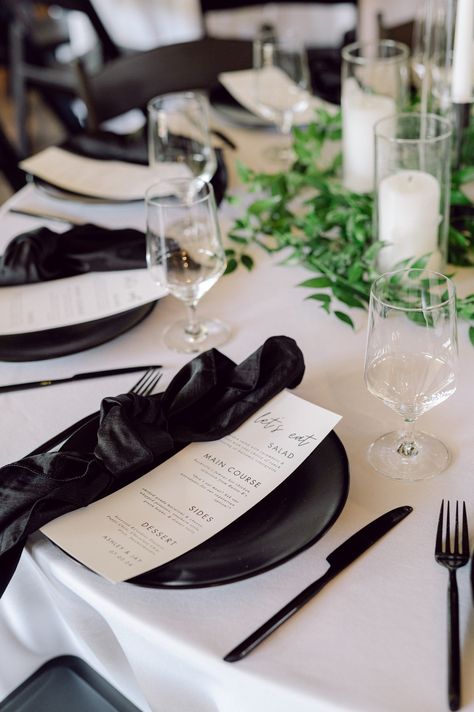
[224,109,474,344]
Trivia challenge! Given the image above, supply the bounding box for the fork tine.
[446,501,451,555]
[436,499,444,554]
[133,368,158,395]
[462,501,469,555]
[134,368,162,396]
[454,502,460,556]
[143,372,162,396]
[130,367,154,395]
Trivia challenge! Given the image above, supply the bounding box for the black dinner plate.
[30,175,143,204]
[59,418,349,588]
[28,134,228,207]
[0,301,157,362]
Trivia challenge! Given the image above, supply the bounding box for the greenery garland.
[224,109,474,344]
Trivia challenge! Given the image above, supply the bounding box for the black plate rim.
[0,301,157,362]
[52,415,349,589]
[128,429,349,589]
[30,174,144,204]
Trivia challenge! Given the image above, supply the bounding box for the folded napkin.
[63,131,228,206]
[0,224,145,285]
[0,335,304,595]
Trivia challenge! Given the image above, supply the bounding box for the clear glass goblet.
[146,177,230,354]
[147,91,217,188]
[364,268,458,481]
[253,35,310,165]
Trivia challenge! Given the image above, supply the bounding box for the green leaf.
[333,285,366,309]
[240,254,254,271]
[334,311,355,329]
[248,196,281,216]
[298,276,332,288]
[470,326,474,347]
[228,233,249,244]
[455,166,474,184]
[224,258,238,275]
[306,293,331,303]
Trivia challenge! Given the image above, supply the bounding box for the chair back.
[75,37,253,131]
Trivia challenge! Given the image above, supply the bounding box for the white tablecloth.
[0,121,473,712]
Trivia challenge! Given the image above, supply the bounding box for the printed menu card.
[0,270,164,335]
[41,391,341,582]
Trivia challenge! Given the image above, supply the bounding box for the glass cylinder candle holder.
[341,40,410,194]
[374,113,452,274]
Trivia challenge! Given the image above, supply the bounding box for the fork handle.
[448,570,461,711]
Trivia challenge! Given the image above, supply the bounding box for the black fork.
[27,366,162,456]
[434,500,470,711]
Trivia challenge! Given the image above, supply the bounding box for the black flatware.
[434,500,470,712]
[224,505,413,662]
[27,366,162,457]
[0,365,161,394]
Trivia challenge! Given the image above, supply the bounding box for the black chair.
[0,120,26,192]
[5,0,121,156]
[74,36,253,133]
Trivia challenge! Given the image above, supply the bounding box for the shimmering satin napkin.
[0,224,146,285]
[0,336,305,595]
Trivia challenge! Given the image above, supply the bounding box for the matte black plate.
[31,175,143,204]
[0,655,141,712]
[60,420,349,588]
[0,302,156,362]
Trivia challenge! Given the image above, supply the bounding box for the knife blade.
[0,365,162,394]
[224,505,413,662]
[8,207,88,225]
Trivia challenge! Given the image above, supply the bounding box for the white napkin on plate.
[20,147,191,202]
[218,68,338,126]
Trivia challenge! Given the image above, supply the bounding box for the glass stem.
[184,301,202,339]
[397,418,419,457]
[280,111,293,137]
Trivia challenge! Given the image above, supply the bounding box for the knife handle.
[224,568,334,662]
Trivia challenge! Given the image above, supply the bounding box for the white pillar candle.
[377,170,441,273]
[342,79,396,193]
[451,0,474,102]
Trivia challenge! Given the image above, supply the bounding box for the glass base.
[163,317,230,354]
[368,430,450,481]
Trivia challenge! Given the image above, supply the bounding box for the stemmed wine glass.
[364,268,458,480]
[147,91,217,189]
[253,35,310,164]
[146,177,229,354]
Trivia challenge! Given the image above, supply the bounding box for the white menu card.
[41,391,341,583]
[0,270,165,335]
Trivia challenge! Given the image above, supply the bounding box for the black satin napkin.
[0,224,145,286]
[0,335,304,596]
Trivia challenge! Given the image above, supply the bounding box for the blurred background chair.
[5,0,121,156]
[74,36,253,134]
[0,119,26,192]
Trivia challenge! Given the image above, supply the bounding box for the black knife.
[0,365,161,394]
[224,505,413,662]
